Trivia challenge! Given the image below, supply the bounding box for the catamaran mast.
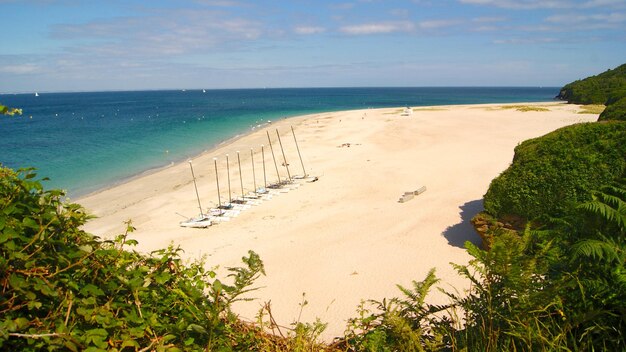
[291,126,306,177]
[213,158,221,208]
[276,129,292,182]
[251,148,257,195]
[266,130,281,184]
[188,160,203,216]
[226,154,232,203]
[237,151,245,199]
[261,145,267,188]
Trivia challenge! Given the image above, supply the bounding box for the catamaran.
[180,160,213,228]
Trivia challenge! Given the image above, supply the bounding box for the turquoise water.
[0,87,559,196]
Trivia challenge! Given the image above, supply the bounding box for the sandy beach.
[79,102,597,340]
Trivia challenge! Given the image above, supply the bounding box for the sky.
[1,0,625,93]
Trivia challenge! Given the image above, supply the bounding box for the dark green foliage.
[557,62,626,122]
[599,96,626,121]
[557,63,626,105]
[0,167,268,351]
[483,121,626,220]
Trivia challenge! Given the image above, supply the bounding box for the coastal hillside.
[483,121,626,220]
[474,68,626,350]
[557,62,626,121]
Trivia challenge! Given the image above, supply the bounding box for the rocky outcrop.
[471,212,525,250]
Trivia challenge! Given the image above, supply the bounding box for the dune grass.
[577,104,605,114]
[499,105,550,112]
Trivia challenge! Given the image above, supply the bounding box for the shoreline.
[78,101,596,340]
[72,115,295,199]
[74,100,561,200]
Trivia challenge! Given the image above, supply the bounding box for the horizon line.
[1,85,561,95]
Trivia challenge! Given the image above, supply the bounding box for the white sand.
[79,102,597,340]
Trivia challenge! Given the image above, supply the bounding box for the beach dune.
[79,102,596,339]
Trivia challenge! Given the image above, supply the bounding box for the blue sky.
[1,0,625,92]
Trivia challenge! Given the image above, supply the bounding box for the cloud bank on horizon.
[1,0,625,92]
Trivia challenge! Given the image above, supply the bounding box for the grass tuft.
[577,104,605,114]
[499,105,550,112]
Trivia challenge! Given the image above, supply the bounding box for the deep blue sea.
[1,87,559,197]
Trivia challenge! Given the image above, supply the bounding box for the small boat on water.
[35,92,39,97]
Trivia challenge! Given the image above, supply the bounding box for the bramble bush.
[0,167,268,351]
[483,121,626,220]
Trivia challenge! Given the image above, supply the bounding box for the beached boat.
[179,214,212,228]
[181,160,212,228]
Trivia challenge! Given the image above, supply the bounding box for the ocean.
[0,87,559,197]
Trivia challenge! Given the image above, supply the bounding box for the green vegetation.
[599,96,626,121]
[557,63,626,105]
[0,104,22,116]
[483,121,626,220]
[558,62,626,121]
[461,66,626,350]
[0,167,330,351]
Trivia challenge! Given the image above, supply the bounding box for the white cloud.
[0,64,42,74]
[494,37,559,44]
[472,16,506,23]
[193,0,242,6]
[294,26,326,35]
[50,10,264,57]
[458,0,571,9]
[581,0,626,8]
[546,12,626,24]
[418,19,463,29]
[339,21,415,35]
[330,2,355,10]
[459,0,626,9]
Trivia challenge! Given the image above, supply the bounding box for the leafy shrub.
[483,121,626,220]
[0,166,269,351]
[599,96,626,121]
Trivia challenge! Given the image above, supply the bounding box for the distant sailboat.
[35,92,39,97]
[203,89,206,93]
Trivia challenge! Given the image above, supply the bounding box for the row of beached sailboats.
[180,126,314,228]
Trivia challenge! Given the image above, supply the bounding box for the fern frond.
[570,239,620,263]
[596,192,626,212]
[578,200,626,231]
[396,268,439,315]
